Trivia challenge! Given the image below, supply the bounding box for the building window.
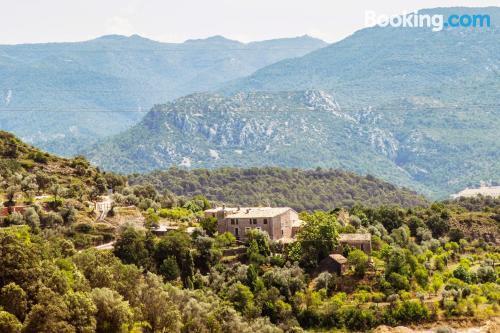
[263,219,268,224]
[231,219,235,225]
[252,218,257,224]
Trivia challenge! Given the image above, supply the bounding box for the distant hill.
[129,167,429,210]
[0,34,326,155]
[85,7,500,198]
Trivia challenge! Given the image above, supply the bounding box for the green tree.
[199,217,218,236]
[23,288,74,333]
[138,274,181,333]
[64,291,97,333]
[91,288,133,333]
[348,249,369,277]
[113,227,150,268]
[0,283,27,321]
[0,311,22,333]
[295,211,339,268]
[159,256,180,281]
[228,282,255,314]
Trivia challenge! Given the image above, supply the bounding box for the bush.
[348,249,369,277]
[476,266,496,283]
[158,207,192,220]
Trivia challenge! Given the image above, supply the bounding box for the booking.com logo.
[365,11,491,31]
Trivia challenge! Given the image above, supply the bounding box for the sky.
[0,0,498,44]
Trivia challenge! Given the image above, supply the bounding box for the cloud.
[106,16,135,35]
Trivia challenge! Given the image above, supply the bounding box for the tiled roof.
[205,206,293,218]
[226,207,292,219]
[339,233,371,242]
[329,254,348,264]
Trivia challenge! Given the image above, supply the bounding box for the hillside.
[86,7,500,198]
[129,167,428,210]
[0,34,326,155]
[1,131,499,332]
[0,130,104,194]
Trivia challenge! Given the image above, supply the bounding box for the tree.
[138,274,181,333]
[22,288,74,333]
[348,249,369,277]
[372,206,405,232]
[4,212,24,226]
[159,256,180,281]
[414,267,429,288]
[5,185,19,206]
[228,282,254,314]
[0,311,22,333]
[295,211,339,268]
[113,227,150,268]
[182,251,195,289]
[41,211,64,228]
[388,272,410,291]
[0,283,27,321]
[91,288,133,333]
[49,184,63,204]
[64,291,97,333]
[315,272,337,294]
[23,207,40,232]
[427,214,450,237]
[247,239,265,265]
[35,171,52,192]
[477,266,496,283]
[453,265,471,283]
[193,236,221,271]
[199,217,218,236]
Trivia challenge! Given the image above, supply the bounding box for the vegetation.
[129,167,428,210]
[0,132,498,332]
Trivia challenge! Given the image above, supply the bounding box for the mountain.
[0,34,326,155]
[84,7,500,198]
[84,90,431,192]
[129,167,429,210]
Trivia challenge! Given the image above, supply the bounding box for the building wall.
[338,240,372,254]
[213,209,294,240]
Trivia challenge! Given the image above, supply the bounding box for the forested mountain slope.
[129,167,429,210]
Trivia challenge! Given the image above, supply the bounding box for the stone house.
[338,233,372,254]
[318,253,348,275]
[204,206,302,241]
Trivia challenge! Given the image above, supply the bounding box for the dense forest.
[129,167,428,211]
[0,131,499,332]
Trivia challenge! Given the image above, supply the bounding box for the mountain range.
[84,7,500,198]
[0,34,326,154]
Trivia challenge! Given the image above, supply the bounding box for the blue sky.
[0,0,498,44]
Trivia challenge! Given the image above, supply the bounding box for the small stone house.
[338,233,372,254]
[318,253,348,275]
[204,206,302,241]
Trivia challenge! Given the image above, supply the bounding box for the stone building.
[204,206,302,241]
